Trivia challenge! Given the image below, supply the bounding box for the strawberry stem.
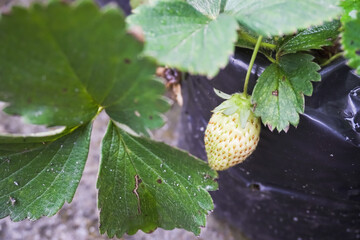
[237,31,275,50]
[243,35,263,97]
[320,52,343,67]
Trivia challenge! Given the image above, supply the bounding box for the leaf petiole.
[243,35,263,97]
[238,31,276,50]
[263,52,276,63]
[320,52,343,67]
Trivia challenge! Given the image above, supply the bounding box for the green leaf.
[341,0,360,74]
[0,123,92,221]
[277,20,341,55]
[128,0,341,76]
[97,122,218,237]
[128,1,238,77]
[223,0,342,36]
[340,0,360,23]
[252,53,321,132]
[0,0,168,134]
[105,77,170,136]
[186,0,222,18]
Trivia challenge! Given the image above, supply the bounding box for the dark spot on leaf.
[62,88,68,93]
[252,103,257,112]
[157,179,162,184]
[149,115,153,120]
[350,40,354,45]
[124,58,131,64]
[249,183,260,191]
[282,76,286,81]
[272,90,278,96]
[27,97,32,103]
[204,174,212,179]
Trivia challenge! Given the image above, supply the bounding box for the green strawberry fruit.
[204,90,261,171]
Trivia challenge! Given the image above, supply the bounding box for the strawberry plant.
[0,0,359,239]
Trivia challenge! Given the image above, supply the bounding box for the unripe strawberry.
[204,91,261,171]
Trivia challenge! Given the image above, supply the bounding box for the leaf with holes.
[97,122,218,237]
[252,53,321,132]
[277,20,341,55]
[0,124,91,221]
[341,0,360,74]
[127,0,238,77]
[0,0,168,134]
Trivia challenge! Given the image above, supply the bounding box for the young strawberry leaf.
[224,0,342,36]
[252,53,321,132]
[127,1,238,77]
[0,123,92,221]
[97,122,218,237]
[277,20,341,55]
[341,0,360,75]
[0,0,168,135]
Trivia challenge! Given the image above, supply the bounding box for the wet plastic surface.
[179,48,360,240]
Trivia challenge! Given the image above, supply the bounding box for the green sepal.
[213,88,231,100]
[239,109,251,129]
[212,93,253,128]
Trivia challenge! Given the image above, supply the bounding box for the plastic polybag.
[179,48,360,240]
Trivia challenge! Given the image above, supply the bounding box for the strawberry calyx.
[213,89,254,128]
